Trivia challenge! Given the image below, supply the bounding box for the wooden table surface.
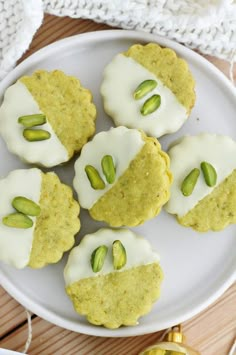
[0,14,236,355]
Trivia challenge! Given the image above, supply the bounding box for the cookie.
[165,134,236,231]
[0,168,80,268]
[64,228,163,329]
[73,126,172,227]
[0,70,96,167]
[101,43,195,137]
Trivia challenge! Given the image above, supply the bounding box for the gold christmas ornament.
[140,325,200,355]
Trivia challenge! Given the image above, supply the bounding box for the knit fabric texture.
[43,0,236,61]
[0,0,43,79]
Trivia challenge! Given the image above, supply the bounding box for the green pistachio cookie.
[0,70,96,167]
[101,43,195,137]
[0,168,80,269]
[73,126,172,227]
[64,228,163,329]
[165,134,236,231]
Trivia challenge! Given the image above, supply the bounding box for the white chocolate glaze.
[0,81,69,167]
[64,228,160,286]
[100,54,188,137]
[165,134,236,217]
[73,126,144,209]
[0,169,42,269]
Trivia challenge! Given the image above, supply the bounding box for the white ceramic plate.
[0,30,235,337]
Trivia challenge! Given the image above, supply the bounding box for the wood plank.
[1,284,235,354]
[0,287,29,338]
[184,283,236,355]
[20,15,111,63]
[204,55,236,82]
[0,315,166,355]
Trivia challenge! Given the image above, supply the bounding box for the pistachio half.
[112,240,127,270]
[90,245,108,273]
[2,213,33,229]
[18,114,46,128]
[141,94,161,116]
[101,155,116,184]
[181,168,200,196]
[85,165,105,190]
[200,161,217,187]
[23,129,51,141]
[12,196,41,216]
[133,79,157,100]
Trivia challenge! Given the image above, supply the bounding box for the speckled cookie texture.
[20,70,97,158]
[165,134,236,232]
[0,70,96,167]
[67,263,163,329]
[0,168,80,269]
[29,171,81,268]
[178,169,236,232]
[73,126,172,227]
[89,133,172,226]
[100,43,195,137]
[64,228,163,329]
[124,43,195,113]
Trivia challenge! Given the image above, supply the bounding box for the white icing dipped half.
[73,126,144,209]
[165,134,236,217]
[100,54,188,137]
[0,81,68,167]
[0,169,42,268]
[64,228,160,286]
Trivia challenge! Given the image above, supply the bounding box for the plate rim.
[0,29,235,337]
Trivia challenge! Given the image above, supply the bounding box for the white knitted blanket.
[0,0,235,80]
[0,0,43,79]
[44,0,236,62]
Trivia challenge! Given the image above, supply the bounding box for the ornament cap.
[165,325,185,343]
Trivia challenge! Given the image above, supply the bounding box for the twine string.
[158,327,172,342]
[20,308,170,354]
[229,339,236,355]
[20,309,236,354]
[22,309,32,354]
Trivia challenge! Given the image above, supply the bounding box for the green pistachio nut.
[181,168,200,196]
[141,94,161,116]
[112,240,127,270]
[200,161,217,187]
[23,129,51,142]
[85,165,105,190]
[101,155,116,184]
[133,79,157,100]
[90,245,108,273]
[2,213,33,229]
[18,114,46,128]
[12,196,41,216]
